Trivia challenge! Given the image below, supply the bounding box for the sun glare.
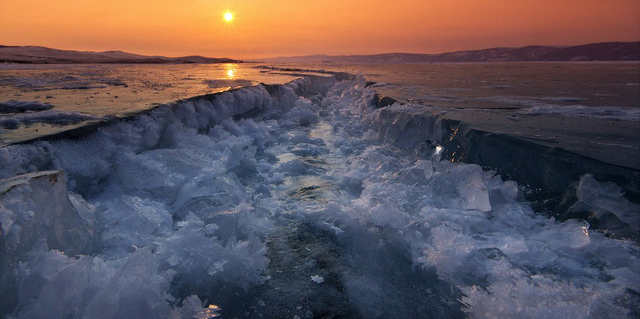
[224,12,233,21]
[225,64,236,78]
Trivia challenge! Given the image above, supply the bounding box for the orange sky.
[1,0,638,59]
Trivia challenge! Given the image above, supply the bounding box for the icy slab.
[423,164,492,212]
[100,195,173,255]
[0,170,97,314]
[572,174,640,238]
[172,170,247,220]
[282,98,320,125]
[0,170,96,257]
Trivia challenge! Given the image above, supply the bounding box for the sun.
[224,12,233,21]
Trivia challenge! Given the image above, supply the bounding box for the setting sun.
[224,12,233,21]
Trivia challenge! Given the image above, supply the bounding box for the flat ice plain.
[0,64,639,318]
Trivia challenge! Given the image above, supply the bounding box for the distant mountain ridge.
[0,46,241,64]
[258,41,640,63]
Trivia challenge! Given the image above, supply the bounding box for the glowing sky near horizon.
[0,0,638,59]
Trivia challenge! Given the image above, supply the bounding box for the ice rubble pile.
[306,77,639,318]
[0,77,325,318]
[0,73,637,318]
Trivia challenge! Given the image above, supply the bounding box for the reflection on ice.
[224,64,236,79]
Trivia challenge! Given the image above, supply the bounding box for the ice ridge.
[0,73,638,318]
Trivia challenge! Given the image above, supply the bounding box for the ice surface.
[519,104,640,121]
[206,79,254,89]
[0,72,638,318]
[0,72,125,91]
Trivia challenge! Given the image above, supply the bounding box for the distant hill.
[257,41,640,63]
[0,46,241,64]
[539,42,640,61]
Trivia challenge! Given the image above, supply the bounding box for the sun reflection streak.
[224,64,236,78]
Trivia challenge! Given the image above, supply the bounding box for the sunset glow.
[0,0,639,317]
[0,0,638,59]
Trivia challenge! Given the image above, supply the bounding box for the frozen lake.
[0,63,639,318]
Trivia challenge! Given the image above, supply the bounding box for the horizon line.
[2,40,639,61]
